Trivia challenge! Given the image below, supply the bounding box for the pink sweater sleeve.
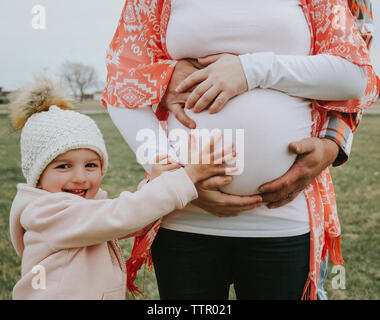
[21,168,197,251]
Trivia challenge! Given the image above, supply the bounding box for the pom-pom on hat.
[9,78,108,187]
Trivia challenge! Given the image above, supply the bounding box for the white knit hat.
[10,79,108,187]
[20,106,108,187]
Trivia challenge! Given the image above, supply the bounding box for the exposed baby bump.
[167,88,312,195]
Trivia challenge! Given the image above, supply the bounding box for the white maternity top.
[107,0,367,237]
[164,0,312,237]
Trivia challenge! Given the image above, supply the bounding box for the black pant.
[151,228,310,300]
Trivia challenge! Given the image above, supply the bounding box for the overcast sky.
[1,0,380,91]
[0,0,125,91]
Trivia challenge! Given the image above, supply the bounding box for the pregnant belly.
[167,89,312,195]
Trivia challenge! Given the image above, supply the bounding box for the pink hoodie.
[9,168,198,299]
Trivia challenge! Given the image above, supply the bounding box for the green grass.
[324,114,380,300]
[0,113,379,300]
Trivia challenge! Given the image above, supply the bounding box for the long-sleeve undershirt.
[107,53,367,174]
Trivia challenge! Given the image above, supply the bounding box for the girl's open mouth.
[64,189,88,198]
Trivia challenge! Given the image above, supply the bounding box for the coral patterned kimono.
[102,0,379,299]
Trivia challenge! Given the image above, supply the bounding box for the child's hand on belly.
[150,154,183,181]
[184,132,238,184]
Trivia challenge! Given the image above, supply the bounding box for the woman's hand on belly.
[258,137,340,209]
[191,175,263,217]
[176,53,248,114]
[160,59,202,129]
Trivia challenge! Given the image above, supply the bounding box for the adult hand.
[258,137,340,209]
[160,59,203,129]
[175,53,248,114]
[191,175,263,217]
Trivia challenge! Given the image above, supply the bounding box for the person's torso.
[166,0,311,58]
[164,0,312,237]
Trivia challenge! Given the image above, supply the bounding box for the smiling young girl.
[8,79,236,299]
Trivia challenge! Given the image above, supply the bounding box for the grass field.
[0,112,379,300]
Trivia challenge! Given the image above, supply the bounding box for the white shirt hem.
[159,223,310,238]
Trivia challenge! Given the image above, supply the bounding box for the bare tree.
[60,61,99,101]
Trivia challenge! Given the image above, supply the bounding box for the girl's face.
[37,148,103,199]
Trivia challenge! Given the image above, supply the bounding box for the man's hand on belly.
[191,175,263,217]
[257,137,340,209]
